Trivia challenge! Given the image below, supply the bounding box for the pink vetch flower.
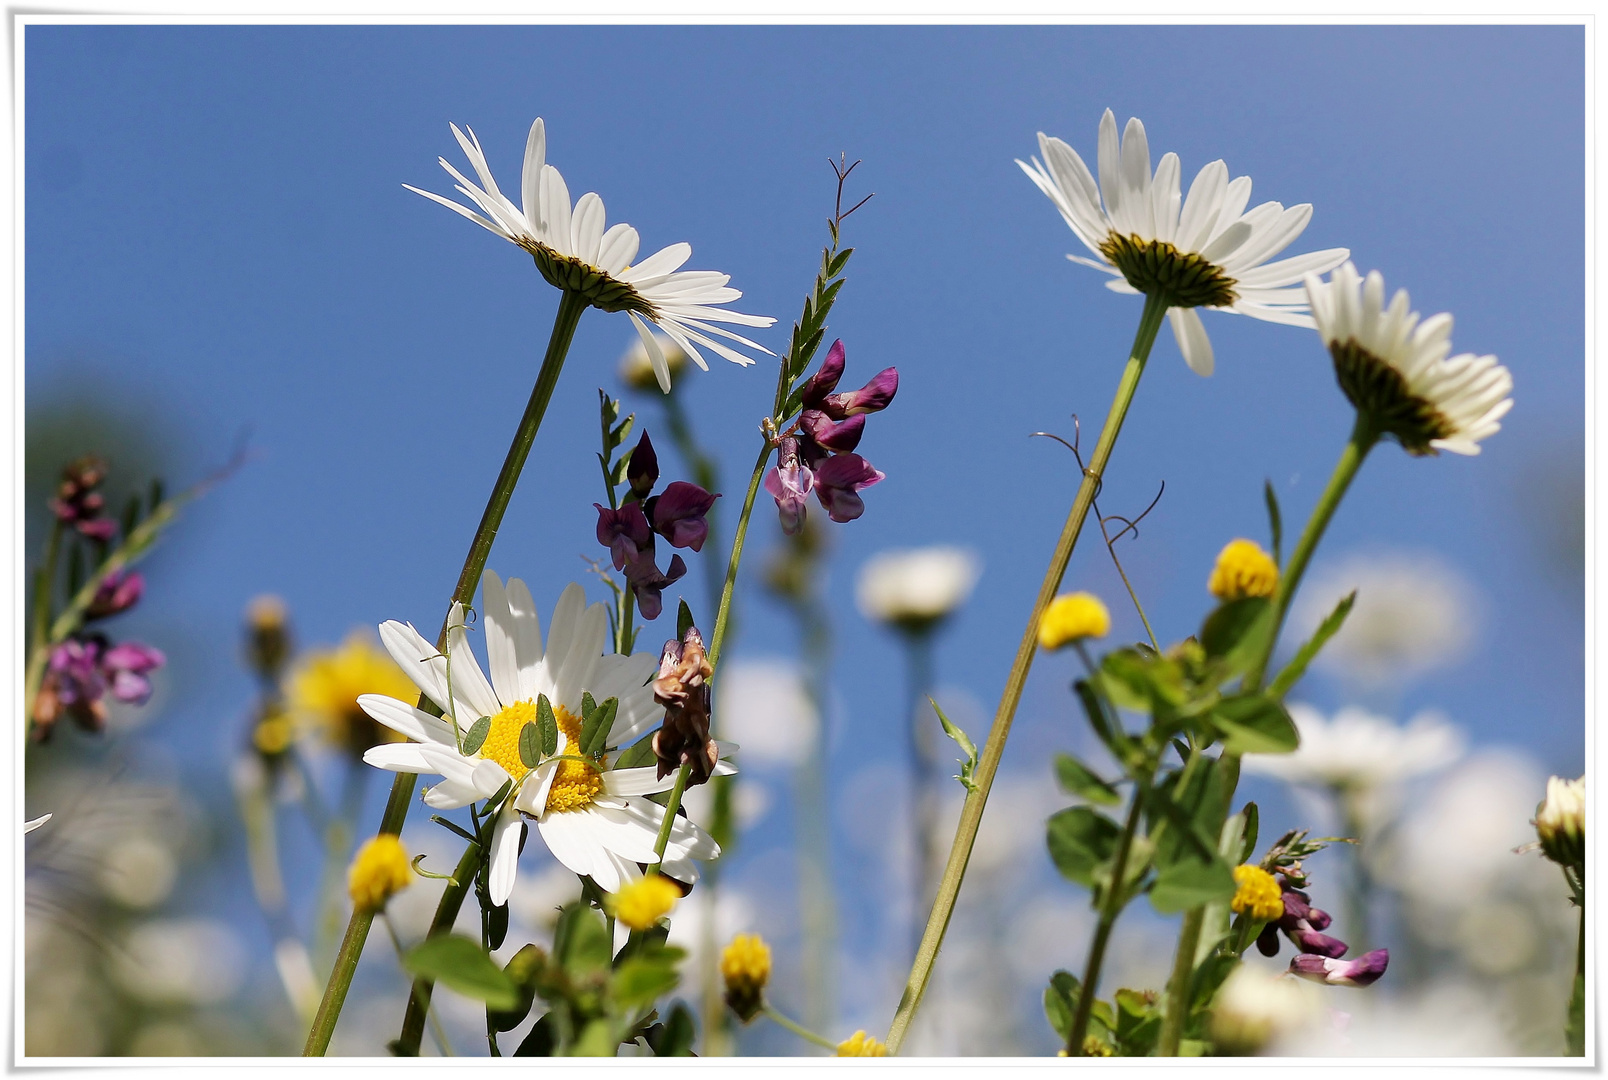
[33,634,166,738]
[763,437,815,536]
[86,569,145,620]
[595,501,655,571]
[1289,949,1390,988]
[595,431,718,619]
[623,550,687,622]
[50,456,117,541]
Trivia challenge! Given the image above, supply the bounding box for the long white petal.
[356,694,455,746]
[488,805,524,906]
[1168,306,1215,377]
[481,571,523,709]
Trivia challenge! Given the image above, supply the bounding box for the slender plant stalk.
[303,289,588,1057]
[1065,792,1145,1055]
[885,291,1169,1053]
[903,631,938,963]
[791,581,837,1034]
[1158,412,1380,1057]
[393,840,485,1055]
[29,521,63,658]
[763,1004,839,1052]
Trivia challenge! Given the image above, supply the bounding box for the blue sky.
[24,22,1584,1047]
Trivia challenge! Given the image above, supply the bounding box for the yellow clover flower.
[1208,539,1279,601]
[720,933,771,1022]
[608,875,681,931]
[1230,864,1284,922]
[1038,592,1110,650]
[348,834,412,912]
[837,1030,889,1056]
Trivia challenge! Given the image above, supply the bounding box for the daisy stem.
[707,440,775,670]
[1158,412,1380,1057]
[303,288,588,1057]
[1066,790,1145,1055]
[762,1003,839,1052]
[885,290,1170,1054]
[395,838,485,1056]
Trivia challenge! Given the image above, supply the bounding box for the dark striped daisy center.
[520,241,658,316]
[1330,339,1456,456]
[1097,233,1238,309]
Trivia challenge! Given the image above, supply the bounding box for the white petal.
[603,766,674,797]
[597,223,640,277]
[629,312,672,393]
[620,242,691,281]
[356,694,455,746]
[570,192,606,268]
[423,778,482,810]
[504,576,546,702]
[1169,307,1215,377]
[554,603,609,711]
[540,165,573,255]
[488,806,524,906]
[442,606,502,720]
[481,571,523,709]
[521,118,546,232]
[378,620,452,716]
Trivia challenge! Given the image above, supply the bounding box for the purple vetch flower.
[1288,949,1390,988]
[647,482,720,552]
[86,570,145,620]
[595,502,655,571]
[1256,879,1348,959]
[813,453,885,524]
[48,638,108,709]
[102,642,165,705]
[626,432,660,499]
[763,437,815,536]
[50,456,117,541]
[765,341,897,533]
[624,551,687,622]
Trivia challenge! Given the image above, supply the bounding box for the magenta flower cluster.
[1256,876,1389,988]
[594,432,719,620]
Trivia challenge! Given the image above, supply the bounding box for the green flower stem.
[1568,900,1585,1055]
[762,1003,839,1052]
[647,764,692,873]
[1159,412,1381,1058]
[302,288,588,1057]
[1157,907,1204,1055]
[393,839,485,1056]
[885,290,1170,1054]
[29,520,63,660]
[1245,412,1379,691]
[708,440,774,670]
[1066,791,1146,1055]
[904,630,938,963]
[381,914,452,1056]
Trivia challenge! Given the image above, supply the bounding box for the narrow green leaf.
[513,1013,556,1056]
[1189,953,1239,1009]
[676,598,695,641]
[1046,807,1120,888]
[1149,857,1236,914]
[519,722,540,768]
[461,716,492,757]
[401,934,519,1009]
[931,698,979,792]
[827,246,854,277]
[580,697,618,757]
[1239,802,1260,865]
[1054,753,1121,805]
[119,494,141,540]
[646,1002,697,1056]
[1264,479,1283,567]
[487,901,509,951]
[537,695,558,756]
[1268,591,1356,700]
[148,477,165,510]
[581,691,597,720]
[1211,694,1299,755]
[1043,970,1079,1040]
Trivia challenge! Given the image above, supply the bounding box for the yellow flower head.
[608,875,681,931]
[252,709,295,757]
[1038,592,1110,650]
[1208,539,1279,601]
[837,1030,889,1056]
[720,933,771,1023]
[348,834,412,912]
[1230,864,1284,922]
[287,632,418,755]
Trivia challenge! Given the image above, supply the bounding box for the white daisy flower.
[359,572,728,904]
[1304,262,1514,456]
[855,546,981,633]
[1018,108,1349,376]
[406,118,775,392]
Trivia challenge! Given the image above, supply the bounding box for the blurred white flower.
[113,918,246,1005]
[856,547,981,632]
[1211,962,1321,1055]
[1243,704,1463,800]
[1290,550,1477,688]
[96,832,178,908]
[713,658,817,768]
[619,331,689,393]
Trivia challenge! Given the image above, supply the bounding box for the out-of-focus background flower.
[23,23,1582,1056]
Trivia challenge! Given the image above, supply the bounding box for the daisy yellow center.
[519,241,656,316]
[479,699,539,780]
[544,706,604,813]
[1098,232,1239,309]
[1330,339,1456,456]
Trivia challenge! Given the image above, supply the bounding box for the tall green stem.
[1066,792,1145,1055]
[885,291,1169,1053]
[1159,412,1379,1057]
[396,840,485,1055]
[904,631,938,963]
[302,289,588,1057]
[708,442,773,670]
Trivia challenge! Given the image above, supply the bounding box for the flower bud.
[607,875,681,931]
[1209,538,1279,601]
[720,933,771,1023]
[244,594,292,678]
[1535,775,1585,870]
[620,333,688,393]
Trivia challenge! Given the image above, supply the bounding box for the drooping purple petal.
[103,641,165,675]
[823,366,899,418]
[1288,949,1389,988]
[649,482,719,551]
[595,502,655,571]
[627,431,660,499]
[813,453,885,523]
[1290,928,1349,958]
[799,339,847,407]
[625,552,687,621]
[798,409,865,453]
